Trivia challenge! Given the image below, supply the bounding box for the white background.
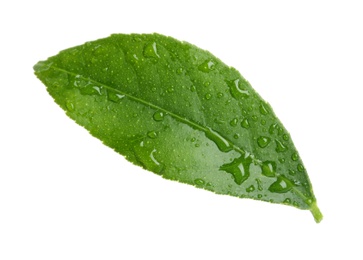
[1,0,362,259]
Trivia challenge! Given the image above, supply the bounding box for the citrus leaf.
[34,33,322,222]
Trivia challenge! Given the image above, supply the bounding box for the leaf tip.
[33,60,52,73]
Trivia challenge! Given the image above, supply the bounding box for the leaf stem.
[310,202,323,223]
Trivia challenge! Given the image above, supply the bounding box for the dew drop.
[147,131,157,139]
[230,118,238,126]
[261,119,266,125]
[261,161,276,177]
[206,128,232,152]
[66,100,74,111]
[283,134,289,141]
[297,164,304,172]
[153,111,165,121]
[194,179,205,186]
[198,59,215,72]
[288,170,296,176]
[191,137,196,142]
[251,115,258,121]
[256,178,263,191]
[291,152,299,161]
[107,91,125,102]
[257,136,271,148]
[227,79,250,99]
[143,42,160,58]
[268,176,293,193]
[259,103,269,115]
[258,194,263,199]
[233,134,239,139]
[279,158,285,163]
[275,139,288,152]
[205,93,212,100]
[204,81,210,87]
[220,155,252,185]
[217,92,224,98]
[241,118,250,129]
[190,85,196,92]
[246,185,255,192]
[283,198,292,204]
[176,68,183,74]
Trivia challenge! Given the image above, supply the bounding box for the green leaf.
[34,33,322,222]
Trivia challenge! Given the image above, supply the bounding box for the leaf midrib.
[49,65,311,207]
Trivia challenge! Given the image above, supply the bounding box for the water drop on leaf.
[257,136,271,148]
[206,128,232,152]
[227,79,249,99]
[220,155,252,185]
[144,42,160,59]
[241,118,250,129]
[261,161,276,177]
[153,111,165,121]
[275,139,288,152]
[268,176,293,193]
[147,131,158,139]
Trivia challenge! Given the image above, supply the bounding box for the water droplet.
[147,131,157,139]
[107,90,125,102]
[194,179,205,186]
[176,68,183,74]
[251,115,258,121]
[66,100,74,111]
[305,198,313,205]
[297,164,304,172]
[246,185,255,192]
[190,85,196,92]
[217,92,224,98]
[230,118,238,126]
[149,149,161,167]
[269,123,283,135]
[275,139,288,152]
[206,128,232,152]
[198,59,215,72]
[291,152,298,161]
[241,118,250,129]
[205,93,212,100]
[279,158,285,163]
[220,155,252,185]
[268,176,293,193]
[191,137,196,142]
[143,42,160,59]
[288,170,296,176]
[257,136,271,148]
[293,201,299,207]
[261,161,276,177]
[227,79,249,99]
[256,178,263,191]
[77,79,103,95]
[153,111,164,121]
[204,81,210,87]
[259,103,269,115]
[283,134,289,141]
[257,194,263,198]
[167,86,174,93]
[283,198,291,204]
[261,119,266,125]
[233,134,239,139]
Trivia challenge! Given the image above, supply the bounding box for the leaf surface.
[34,33,322,222]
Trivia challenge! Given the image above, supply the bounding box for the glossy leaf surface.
[34,33,322,222]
